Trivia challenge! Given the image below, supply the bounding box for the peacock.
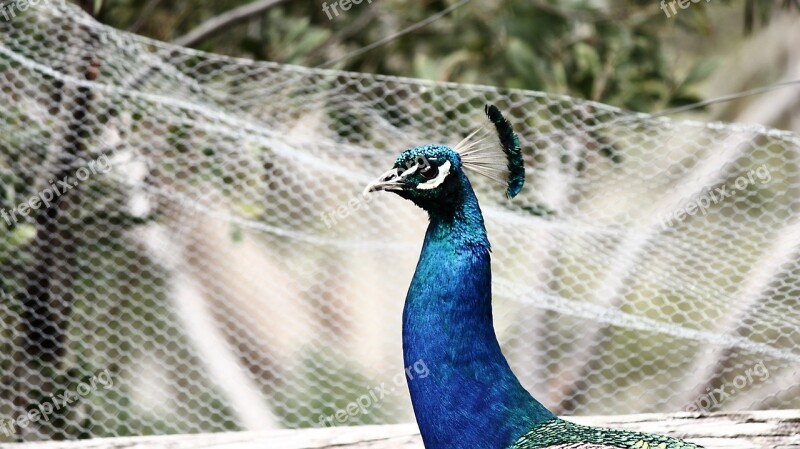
[364,105,704,449]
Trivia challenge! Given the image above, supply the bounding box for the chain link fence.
[0,2,799,442]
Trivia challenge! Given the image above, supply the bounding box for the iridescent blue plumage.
[365,105,702,449]
[400,165,555,449]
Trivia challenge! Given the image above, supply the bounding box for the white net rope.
[1,2,799,441]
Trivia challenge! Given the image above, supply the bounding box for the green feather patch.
[511,418,704,449]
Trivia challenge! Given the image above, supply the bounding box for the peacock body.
[365,106,703,449]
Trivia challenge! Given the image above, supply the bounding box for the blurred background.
[90,0,800,126]
[1,0,799,442]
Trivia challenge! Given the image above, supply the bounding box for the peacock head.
[364,105,525,212]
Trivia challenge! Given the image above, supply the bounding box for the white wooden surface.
[1,410,798,449]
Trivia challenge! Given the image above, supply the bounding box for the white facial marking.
[417,161,451,190]
[400,164,419,178]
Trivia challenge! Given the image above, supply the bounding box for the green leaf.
[288,28,331,63]
[682,59,717,87]
[506,37,544,88]
[573,42,600,79]
[231,224,243,243]
[238,202,265,219]
[8,224,36,247]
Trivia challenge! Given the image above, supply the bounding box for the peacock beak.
[363,167,406,195]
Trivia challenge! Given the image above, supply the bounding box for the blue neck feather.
[402,172,554,449]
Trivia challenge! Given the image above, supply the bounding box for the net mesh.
[1,2,799,441]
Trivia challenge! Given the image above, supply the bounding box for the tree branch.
[172,0,290,47]
[129,0,165,33]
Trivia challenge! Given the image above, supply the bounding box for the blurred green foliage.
[89,0,714,112]
[85,0,799,112]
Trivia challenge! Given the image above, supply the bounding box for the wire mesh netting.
[1,2,799,442]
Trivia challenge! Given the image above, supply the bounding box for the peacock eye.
[419,162,438,180]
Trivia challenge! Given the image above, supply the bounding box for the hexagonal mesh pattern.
[1,2,799,442]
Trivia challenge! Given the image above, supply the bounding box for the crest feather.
[453,105,525,198]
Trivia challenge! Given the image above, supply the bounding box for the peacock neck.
[402,175,554,449]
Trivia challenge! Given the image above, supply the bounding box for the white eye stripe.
[400,164,419,178]
[417,161,451,190]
